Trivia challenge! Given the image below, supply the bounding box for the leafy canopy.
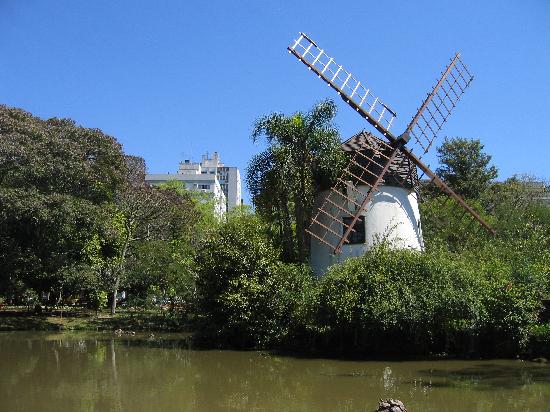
[436,137,498,199]
[0,105,127,294]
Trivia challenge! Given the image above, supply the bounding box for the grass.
[0,307,189,332]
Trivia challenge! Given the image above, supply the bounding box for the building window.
[342,216,365,244]
[199,184,210,190]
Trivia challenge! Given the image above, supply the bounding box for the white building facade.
[146,171,227,219]
[178,152,242,212]
[218,166,242,211]
[145,152,241,219]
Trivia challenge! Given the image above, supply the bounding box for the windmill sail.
[403,53,474,157]
[288,33,397,135]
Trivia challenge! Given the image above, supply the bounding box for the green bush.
[313,247,478,354]
[528,323,550,358]
[193,217,545,356]
[311,246,542,356]
[125,239,197,311]
[530,323,550,342]
[194,210,315,348]
[22,289,39,312]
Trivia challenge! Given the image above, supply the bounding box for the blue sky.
[1,0,549,203]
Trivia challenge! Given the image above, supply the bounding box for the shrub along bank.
[312,247,542,357]
[193,211,549,358]
[193,211,314,348]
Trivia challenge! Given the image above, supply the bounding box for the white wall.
[310,184,424,276]
[226,167,241,210]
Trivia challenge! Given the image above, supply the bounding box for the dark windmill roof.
[341,131,419,190]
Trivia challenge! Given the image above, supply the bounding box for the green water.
[1,332,549,411]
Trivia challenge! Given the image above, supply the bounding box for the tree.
[0,106,204,311]
[436,137,498,199]
[159,180,219,236]
[104,180,200,314]
[0,105,127,300]
[125,239,196,309]
[246,100,346,262]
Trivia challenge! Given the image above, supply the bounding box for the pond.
[1,332,549,411]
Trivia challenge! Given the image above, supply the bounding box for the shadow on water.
[417,363,550,390]
[84,312,188,332]
[109,334,194,350]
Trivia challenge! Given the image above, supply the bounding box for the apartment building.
[178,152,242,211]
[145,152,241,218]
[145,170,226,219]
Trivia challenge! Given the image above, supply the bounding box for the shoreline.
[0,308,189,333]
[2,309,548,364]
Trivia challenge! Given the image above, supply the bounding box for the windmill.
[287,32,495,275]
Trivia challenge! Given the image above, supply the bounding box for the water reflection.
[382,366,395,390]
[0,332,549,412]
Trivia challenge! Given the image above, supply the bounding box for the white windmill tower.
[287,33,495,275]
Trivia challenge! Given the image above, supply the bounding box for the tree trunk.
[295,141,309,263]
[110,274,120,315]
[295,200,305,262]
[57,289,63,318]
[300,152,307,262]
[111,234,130,315]
[279,192,295,262]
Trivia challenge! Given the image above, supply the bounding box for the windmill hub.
[397,131,411,144]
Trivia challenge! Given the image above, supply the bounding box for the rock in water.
[375,399,407,412]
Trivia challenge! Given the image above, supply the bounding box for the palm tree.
[246,100,346,262]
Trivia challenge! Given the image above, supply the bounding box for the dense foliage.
[0,106,204,314]
[193,218,548,356]
[0,105,126,300]
[313,246,544,356]
[194,208,313,347]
